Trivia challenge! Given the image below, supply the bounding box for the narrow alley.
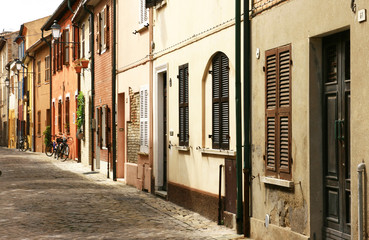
[0,148,241,240]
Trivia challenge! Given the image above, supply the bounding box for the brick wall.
[94,0,113,163]
[127,88,140,164]
[252,0,288,15]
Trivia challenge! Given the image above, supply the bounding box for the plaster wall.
[153,0,236,195]
[250,0,369,239]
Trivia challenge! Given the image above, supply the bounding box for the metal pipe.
[68,0,74,14]
[358,162,365,240]
[235,0,243,234]
[218,164,224,225]
[243,0,251,237]
[112,0,117,181]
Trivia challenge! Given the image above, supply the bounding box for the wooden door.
[323,31,350,239]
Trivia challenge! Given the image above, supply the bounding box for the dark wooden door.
[323,31,350,239]
[163,72,167,191]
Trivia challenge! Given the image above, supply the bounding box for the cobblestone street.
[0,147,242,240]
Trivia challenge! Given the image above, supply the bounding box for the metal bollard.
[358,163,366,240]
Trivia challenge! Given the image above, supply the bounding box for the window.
[37,61,41,84]
[65,97,70,134]
[63,29,70,65]
[265,44,292,180]
[178,64,189,146]
[139,0,149,25]
[37,111,41,134]
[140,85,149,153]
[45,56,50,82]
[96,5,109,53]
[212,52,229,150]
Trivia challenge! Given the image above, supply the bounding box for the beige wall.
[153,0,236,195]
[250,0,369,239]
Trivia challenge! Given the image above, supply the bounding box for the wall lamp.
[50,20,79,45]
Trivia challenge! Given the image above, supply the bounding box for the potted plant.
[76,91,85,140]
[80,58,89,68]
[73,59,82,73]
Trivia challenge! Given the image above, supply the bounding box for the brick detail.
[252,0,288,15]
[127,88,140,164]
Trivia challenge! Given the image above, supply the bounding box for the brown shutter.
[104,5,109,49]
[96,12,101,53]
[212,52,229,150]
[179,64,189,147]
[265,49,277,176]
[278,45,291,180]
[265,44,292,180]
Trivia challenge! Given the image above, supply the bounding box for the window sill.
[261,176,294,189]
[135,23,149,34]
[200,148,236,156]
[177,146,190,152]
[138,152,149,156]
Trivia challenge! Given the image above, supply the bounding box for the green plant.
[77,91,85,131]
[43,125,51,146]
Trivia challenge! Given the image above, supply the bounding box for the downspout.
[243,0,251,237]
[30,54,36,152]
[235,0,243,234]
[358,162,365,240]
[83,3,95,172]
[41,30,52,145]
[112,0,117,181]
[68,0,74,14]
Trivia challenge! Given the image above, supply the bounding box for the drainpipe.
[41,30,52,146]
[112,0,117,181]
[358,162,365,240]
[83,3,95,172]
[235,0,243,234]
[68,0,74,14]
[243,0,251,237]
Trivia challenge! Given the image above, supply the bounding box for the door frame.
[154,64,168,191]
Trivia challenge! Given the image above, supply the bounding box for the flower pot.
[81,59,89,68]
[75,66,82,73]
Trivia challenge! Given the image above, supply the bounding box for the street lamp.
[16,59,23,71]
[50,20,62,40]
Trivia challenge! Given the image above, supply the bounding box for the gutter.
[112,0,117,181]
[243,0,251,237]
[83,2,95,171]
[235,0,243,234]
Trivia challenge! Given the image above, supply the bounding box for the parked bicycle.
[45,135,72,161]
[18,135,29,152]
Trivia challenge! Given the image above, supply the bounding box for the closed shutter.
[265,44,292,180]
[179,64,189,146]
[104,5,109,49]
[212,52,229,150]
[96,12,101,53]
[140,85,149,153]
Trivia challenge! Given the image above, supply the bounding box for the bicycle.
[18,135,29,152]
[45,136,63,157]
[57,136,72,161]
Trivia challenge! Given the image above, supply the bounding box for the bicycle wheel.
[45,143,54,157]
[61,145,69,161]
[55,144,61,159]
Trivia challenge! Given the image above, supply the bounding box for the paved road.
[0,147,242,240]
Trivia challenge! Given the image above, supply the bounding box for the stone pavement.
[0,147,245,240]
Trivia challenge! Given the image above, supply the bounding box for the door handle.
[340,119,345,141]
[335,120,340,141]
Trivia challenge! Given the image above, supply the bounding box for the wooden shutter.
[63,29,69,65]
[96,12,101,53]
[265,44,292,180]
[65,97,70,134]
[104,5,109,49]
[212,52,229,150]
[179,64,189,146]
[140,85,149,153]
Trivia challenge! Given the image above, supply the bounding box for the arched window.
[212,52,229,150]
